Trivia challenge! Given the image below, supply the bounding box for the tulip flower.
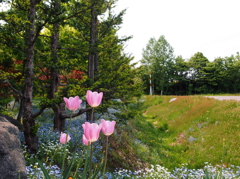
[82,122,102,143]
[100,119,116,175]
[63,96,82,111]
[82,134,89,146]
[101,119,116,136]
[86,90,103,107]
[60,132,71,144]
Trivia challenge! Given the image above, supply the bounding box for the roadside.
[205,96,240,101]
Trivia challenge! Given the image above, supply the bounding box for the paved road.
[205,96,240,101]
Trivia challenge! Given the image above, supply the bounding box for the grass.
[129,95,240,170]
[2,95,240,178]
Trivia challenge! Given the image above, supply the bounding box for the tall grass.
[129,95,240,170]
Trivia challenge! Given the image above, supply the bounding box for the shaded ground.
[205,96,240,101]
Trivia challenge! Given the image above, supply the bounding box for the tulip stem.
[73,147,85,178]
[91,107,94,123]
[103,136,109,176]
[61,144,67,174]
[49,143,61,166]
[61,113,72,174]
[89,142,93,178]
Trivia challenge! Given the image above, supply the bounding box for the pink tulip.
[63,96,82,111]
[82,122,102,143]
[101,119,116,136]
[82,134,89,146]
[86,90,103,107]
[60,132,71,144]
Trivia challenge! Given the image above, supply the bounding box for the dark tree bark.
[22,0,39,153]
[17,99,23,122]
[48,14,60,99]
[53,103,66,132]
[54,107,92,132]
[87,4,99,122]
[48,0,64,131]
[88,4,99,81]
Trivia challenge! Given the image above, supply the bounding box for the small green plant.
[30,123,41,135]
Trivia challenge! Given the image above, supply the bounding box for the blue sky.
[114,0,240,65]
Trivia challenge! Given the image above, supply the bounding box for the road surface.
[205,96,240,101]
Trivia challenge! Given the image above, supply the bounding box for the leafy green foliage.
[0,0,141,151]
[0,97,12,113]
[141,35,175,95]
[140,35,240,95]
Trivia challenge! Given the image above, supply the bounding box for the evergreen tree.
[188,52,209,94]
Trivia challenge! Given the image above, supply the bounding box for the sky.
[114,0,240,65]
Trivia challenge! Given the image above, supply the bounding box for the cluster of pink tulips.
[82,119,116,145]
[63,90,103,112]
[59,90,116,177]
[60,90,116,145]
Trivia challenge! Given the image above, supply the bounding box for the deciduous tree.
[141,35,175,95]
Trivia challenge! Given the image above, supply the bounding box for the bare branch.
[39,35,51,38]
[61,108,92,119]
[3,79,23,97]
[32,106,47,119]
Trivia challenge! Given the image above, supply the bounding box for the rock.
[188,136,197,142]
[0,117,27,179]
[0,114,23,131]
[169,98,177,103]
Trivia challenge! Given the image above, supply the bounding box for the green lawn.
[125,95,240,170]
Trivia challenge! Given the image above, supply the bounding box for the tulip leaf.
[37,160,51,179]
[91,162,104,179]
[63,152,76,179]
[82,145,91,178]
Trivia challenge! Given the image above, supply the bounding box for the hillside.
[123,95,240,170]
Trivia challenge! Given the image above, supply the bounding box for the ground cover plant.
[22,117,240,179]
[6,94,240,178]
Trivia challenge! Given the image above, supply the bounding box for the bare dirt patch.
[170,133,186,146]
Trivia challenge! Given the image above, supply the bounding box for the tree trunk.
[53,103,66,132]
[22,0,38,153]
[87,5,99,122]
[17,98,23,122]
[49,0,66,132]
[49,22,60,97]
[88,5,99,81]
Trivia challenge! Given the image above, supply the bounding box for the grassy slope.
[127,95,240,170]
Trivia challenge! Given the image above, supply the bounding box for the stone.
[0,116,27,179]
[188,136,197,143]
[169,98,177,103]
[0,114,23,130]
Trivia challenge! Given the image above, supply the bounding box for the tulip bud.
[101,119,116,136]
[86,90,103,107]
[82,122,102,143]
[63,96,82,111]
[60,133,71,144]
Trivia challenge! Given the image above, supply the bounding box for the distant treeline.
[140,52,240,95]
[140,36,240,95]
